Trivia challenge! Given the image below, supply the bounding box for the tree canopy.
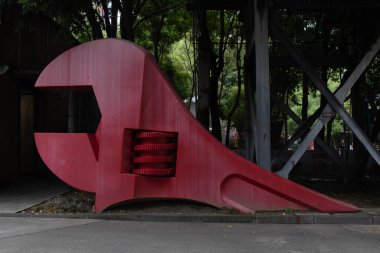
[2,0,380,162]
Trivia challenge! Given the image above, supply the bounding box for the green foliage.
[286,76,346,142]
[165,37,194,99]
[135,0,191,61]
[284,207,294,215]
[16,0,92,42]
[219,85,245,130]
[7,1,380,152]
[366,56,380,104]
[217,44,245,131]
[15,0,193,98]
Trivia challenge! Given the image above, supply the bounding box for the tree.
[195,9,238,141]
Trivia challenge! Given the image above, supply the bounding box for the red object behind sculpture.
[34,39,358,213]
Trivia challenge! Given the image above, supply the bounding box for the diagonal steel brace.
[271,94,346,170]
[270,23,380,178]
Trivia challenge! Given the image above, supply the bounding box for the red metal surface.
[34,39,359,213]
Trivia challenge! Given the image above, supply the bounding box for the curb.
[1,211,380,224]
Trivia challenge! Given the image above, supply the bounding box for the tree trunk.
[225,38,243,147]
[346,11,373,185]
[351,81,369,183]
[284,96,289,140]
[208,10,225,141]
[318,68,328,143]
[100,0,112,37]
[85,1,103,40]
[120,0,136,41]
[370,106,380,142]
[326,117,334,146]
[152,15,165,61]
[301,72,308,122]
[209,73,222,141]
[196,10,211,130]
[243,0,256,162]
[317,15,329,144]
[110,0,118,37]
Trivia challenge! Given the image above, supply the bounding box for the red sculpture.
[34,39,358,213]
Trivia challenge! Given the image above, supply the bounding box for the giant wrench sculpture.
[34,39,358,213]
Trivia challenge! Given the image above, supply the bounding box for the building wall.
[0,73,19,181]
[0,4,76,182]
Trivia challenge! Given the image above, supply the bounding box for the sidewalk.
[2,217,379,253]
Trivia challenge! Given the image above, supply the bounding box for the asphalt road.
[1,217,380,253]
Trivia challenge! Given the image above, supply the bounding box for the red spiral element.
[131,131,177,177]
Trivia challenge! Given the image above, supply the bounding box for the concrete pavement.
[1,217,380,253]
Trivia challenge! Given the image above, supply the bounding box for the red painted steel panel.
[34,133,97,192]
[34,39,358,213]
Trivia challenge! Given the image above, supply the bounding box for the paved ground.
[0,179,70,213]
[2,179,380,225]
[1,217,380,253]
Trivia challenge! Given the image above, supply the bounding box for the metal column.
[254,0,271,169]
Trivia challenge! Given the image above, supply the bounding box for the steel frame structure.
[195,0,380,178]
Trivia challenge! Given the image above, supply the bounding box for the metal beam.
[271,94,346,170]
[254,0,271,169]
[246,32,255,60]
[271,22,380,177]
[272,97,321,158]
